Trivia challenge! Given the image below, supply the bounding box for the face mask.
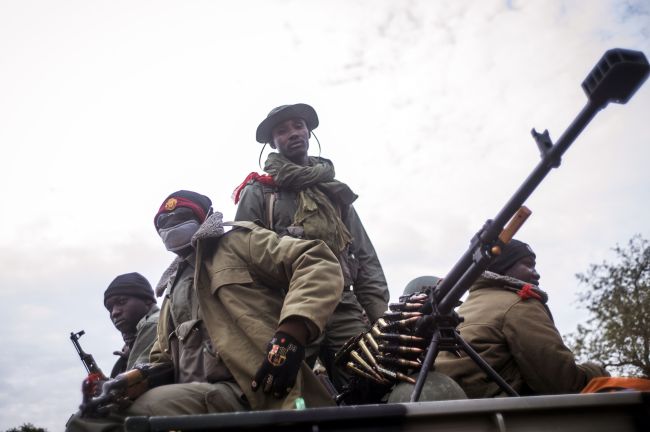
[158,220,200,253]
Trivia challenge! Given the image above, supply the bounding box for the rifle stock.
[411,48,649,402]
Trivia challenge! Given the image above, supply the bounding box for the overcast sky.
[1,0,649,430]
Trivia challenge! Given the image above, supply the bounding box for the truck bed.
[125,391,650,432]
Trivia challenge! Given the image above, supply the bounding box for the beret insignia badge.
[164,198,178,211]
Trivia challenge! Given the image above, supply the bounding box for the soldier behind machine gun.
[337,241,610,403]
[334,276,466,404]
[434,239,609,398]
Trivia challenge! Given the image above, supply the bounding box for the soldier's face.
[106,295,150,334]
[505,256,540,285]
[270,117,310,165]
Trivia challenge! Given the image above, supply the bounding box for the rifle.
[70,330,107,379]
[80,362,174,417]
[411,48,649,402]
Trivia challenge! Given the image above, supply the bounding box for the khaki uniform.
[435,276,608,398]
[150,216,343,409]
[65,381,246,432]
[235,180,388,389]
[194,220,343,410]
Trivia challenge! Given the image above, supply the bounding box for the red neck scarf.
[232,172,277,204]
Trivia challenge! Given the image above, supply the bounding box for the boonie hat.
[256,103,319,143]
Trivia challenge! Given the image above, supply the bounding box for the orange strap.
[581,376,650,393]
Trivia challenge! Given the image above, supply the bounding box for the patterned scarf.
[481,271,549,304]
[264,153,357,254]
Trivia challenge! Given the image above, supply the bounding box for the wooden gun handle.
[498,206,532,245]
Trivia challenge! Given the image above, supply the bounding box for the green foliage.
[569,235,650,378]
[4,424,48,432]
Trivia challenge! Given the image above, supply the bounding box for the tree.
[570,234,650,378]
[4,424,48,432]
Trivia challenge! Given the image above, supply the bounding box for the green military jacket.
[435,275,608,398]
[127,305,160,369]
[235,180,388,323]
[192,217,343,410]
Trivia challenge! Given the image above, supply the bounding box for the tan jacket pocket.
[210,267,253,295]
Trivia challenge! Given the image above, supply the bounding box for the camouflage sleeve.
[503,300,608,394]
[345,205,389,323]
[234,182,266,224]
[127,312,160,369]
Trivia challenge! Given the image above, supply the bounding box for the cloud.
[19,303,54,320]
[1,0,649,429]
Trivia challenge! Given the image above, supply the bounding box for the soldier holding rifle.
[103,272,159,378]
[66,190,343,431]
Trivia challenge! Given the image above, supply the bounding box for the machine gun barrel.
[412,48,649,402]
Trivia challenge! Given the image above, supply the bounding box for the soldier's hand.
[81,372,107,403]
[80,375,128,417]
[251,331,305,398]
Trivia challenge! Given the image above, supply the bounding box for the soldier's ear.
[269,141,277,149]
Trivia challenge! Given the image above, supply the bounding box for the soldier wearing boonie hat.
[232,103,389,392]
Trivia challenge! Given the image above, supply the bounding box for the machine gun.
[70,330,107,379]
[410,48,649,402]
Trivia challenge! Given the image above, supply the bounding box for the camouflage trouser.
[306,290,370,392]
[65,381,249,432]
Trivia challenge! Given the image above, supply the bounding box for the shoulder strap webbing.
[242,182,277,230]
[223,220,261,231]
[263,187,276,231]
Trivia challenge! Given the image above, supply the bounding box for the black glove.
[252,331,305,398]
[81,372,107,404]
[413,290,463,340]
[413,292,435,339]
